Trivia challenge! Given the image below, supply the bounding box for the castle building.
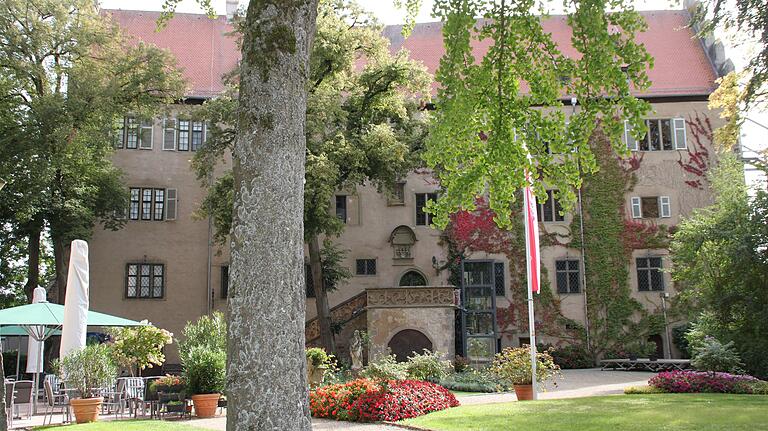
[89,7,732,366]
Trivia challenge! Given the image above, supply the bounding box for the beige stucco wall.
[87,99,722,363]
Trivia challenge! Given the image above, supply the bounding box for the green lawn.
[35,420,203,431]
[402,394,768,431]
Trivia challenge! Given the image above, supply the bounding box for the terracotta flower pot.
[191,393,221,418]
[70,397,103,423]
[514,384,534,401]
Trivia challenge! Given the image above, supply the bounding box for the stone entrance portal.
[366,286,457,362]
[388,329,433,362]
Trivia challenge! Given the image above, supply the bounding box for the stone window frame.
[125,262,164,299]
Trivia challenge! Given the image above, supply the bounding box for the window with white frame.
[536,190,565,222]
[625,118,687,151]
[126,263,164,299]
[636,257,664,291]
[129,187,176,221]
[115,117,153,149]
[191,121,205,151]
[416,193,438,226]
[630,196,672,219]
[163,117,177,150]
[178,120,190,151]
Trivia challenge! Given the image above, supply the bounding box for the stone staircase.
[305,291,367,344]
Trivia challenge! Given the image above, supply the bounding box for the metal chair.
[42,379,69,425]
[102,378,127,418]
[12,380,34,420]
[122,377,146,417]
[5,381,15,429]
[44,374,61,396]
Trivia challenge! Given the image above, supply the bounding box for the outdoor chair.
[12,380,34,420]
[44,374,62,395]
[5,381,14,429]
[122,377,146,417]
[42,379,69,425]
[102,378,127,418]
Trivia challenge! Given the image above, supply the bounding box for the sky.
[100,0,766,185]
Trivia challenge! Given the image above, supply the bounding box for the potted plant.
[150,374,186,401]
[490,346,560,401]
[56,344,117,423]
[184,346,226,418]
[306,347,331,388]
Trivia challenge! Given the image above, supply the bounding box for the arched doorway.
[648,334,664,358]
[399,270,427,286]
[388,329,433,362]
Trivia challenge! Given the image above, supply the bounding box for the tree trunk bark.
[53,237,70,304]
[24,224,41,302]
[226,1,318,430]
[309,235,336,353]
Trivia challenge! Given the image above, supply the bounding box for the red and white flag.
[523,172,540,294]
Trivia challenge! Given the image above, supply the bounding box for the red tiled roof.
[105,9,239,98]
[104,8,717,99]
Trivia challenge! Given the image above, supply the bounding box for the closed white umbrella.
[60,239,89,358]
[25,287,46,375]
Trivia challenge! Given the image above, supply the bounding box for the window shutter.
[163,117,176,150]
[631,197,642,219]
[659,196,671,218]
[625,121,637,151]
[673,118,687,149]
[139,119,153,149]
[166,188,178,221]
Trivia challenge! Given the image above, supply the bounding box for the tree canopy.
[672,154,768,378]
[0,0,185,300]
[424,0,652,228]
[193,0,430,352]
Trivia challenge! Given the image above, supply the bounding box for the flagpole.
[524,202,538,401]
[523,180,539,401]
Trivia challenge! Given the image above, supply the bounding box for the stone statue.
[350,330,364,372]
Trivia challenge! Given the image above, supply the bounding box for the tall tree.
[424,0,652,227]
[671,154,768,378]
[193,0,430,353]
[0,0,185,302]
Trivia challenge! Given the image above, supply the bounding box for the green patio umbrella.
[0,326,61,337]
[0,301,145,342]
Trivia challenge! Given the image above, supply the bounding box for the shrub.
[310,378,458,422]
[540,343,594,369]
[490,346,560,386]
[438,369,508,393]
[184,346,226,395]
[177,311,226,365]
[750,381,768,395]
[360,354,407,381]
[57,344,117,399]
[649,371,760,394]
[624,385,666,394]
[405,350,452,382]
[453,355,470,373]
[108,323,173,376]
[691,337,744,374]
[306,347,332,367]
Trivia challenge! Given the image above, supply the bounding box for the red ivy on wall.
[679,113,713,189]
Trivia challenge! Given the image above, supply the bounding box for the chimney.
[226,0,239,20]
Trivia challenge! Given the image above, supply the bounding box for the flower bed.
[649,371,761,394]
[310,378,459,422]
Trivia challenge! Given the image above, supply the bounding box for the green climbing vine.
[570,129,669,355]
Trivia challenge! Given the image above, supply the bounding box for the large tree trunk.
[309,235,336,353]
[52,237,70,304]
[226,1,318,430]
[24,224,41,302]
